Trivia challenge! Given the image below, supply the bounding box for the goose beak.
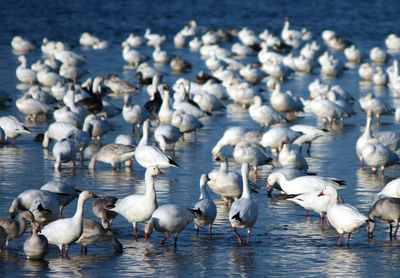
[317,191,324,197]
[158,169,166,175]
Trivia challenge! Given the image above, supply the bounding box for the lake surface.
[1,0,400,277]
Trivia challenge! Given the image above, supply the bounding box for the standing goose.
[82,114,110,144]
[0,227,7,251]
[229,163,258,244]
[171,110,203,141]
[16,55,37,84]
[249,95,287,131]
[326,203,367,246]
[134,120,179,169]
[278,138,308,170]
[0,211,35,248]
[23,221,48,260]
[0,115,30,146]
[144,204,196,247]
[367,197,400,240]
[109,167,165,240]
[40,191,98,257]
[191,174,217,236]
[92,196,119,229]
[361,141,400,175]
[232,140,272,174]
[89,143,136,170]
[52,135,77,170]
[158,84,174,125]
[154,124,183,152]
[122,94,150,136]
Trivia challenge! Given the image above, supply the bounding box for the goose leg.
[209,224,213,237]
[160,234,170,245]
[132,223,138,240]
[174,235,178,247]
[233,226,243,245]
[346,233,352,246]
[337,233,344,246]
[389,223,393,240]
[394,222,399,238]
[246,229,251,244]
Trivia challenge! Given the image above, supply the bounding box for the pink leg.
[132,224,138,240]
[80,150,84,163]
[305,210,309,217]
[337,233,344,246]
[319,216,324,228]
[233,227,243,245]
[246,230,251,244]
[160,234,170,245]
[196,228,199,235]
[65,245,70,256]
[326,217,330,228]
[59,208,63,218]
[209,225,213,237]
[347,233,352,246]
[381,168,385,176]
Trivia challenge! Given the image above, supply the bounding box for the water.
[1,0,400,276]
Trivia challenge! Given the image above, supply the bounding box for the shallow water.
[1,0,400,277]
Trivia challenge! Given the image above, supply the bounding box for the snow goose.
[40,180,80,218]
[270,83,303,116]
[103,73,137,95]
[23,221,48,260]
[267,168,310,196]
[152,45,170,64]
[227,81,258,108]
[321,30,351,51]
[54,49,86,66]
[344,45,363,63]
[278,139,308,170]
[367,197,400,240]
[144,203,196,247]
[158,84,174,125]
[11,36,36,53]
[232,43,256,58]
[372,66,388,86]
[249,95,287,131]
[259,126,302,155]
[170,56,192,73]
[239,64,264,84]
[267,173,341,196]
[121,41,147,67]
[229,163,258,244]
[109,167,165,240]
[173,80,206,119]
[144,28,166,48]
[359,93,394,124]
[16,55,37,84]
[232,140,272,174]
[281,18,303,49]
[189,37,203,51]
[288,185,340,227]
[202,30,220,45]
[40,191,98,256]
[370,47,387,64]
[319,52,344,77]
[293,54,315,73]
[310,97,350,127]
[82,114,109,144]
[0,115,30,146]
[16,93,54,121]
[171,110,203,140]
[191,174,217,236]
[358,63,374,81]
[88,143,136,170]
[53,106,83,128]
[174,31,186,48]
[59,63,88,83]
[356,112,380,168]
[385,34,400,52]
[326,203,367,246]
[76,219,122,253]
[36,66,60,87]
[115,134,137,146]
[42,121,77,149]
[123,95,150,136]
[53,135,77,170]
[79,32,100,47]
[0,211,35,248]
[209,152,242,205]
[135,120,179,169]
[123,33,145,48]
[154,124,182,152]
[193,92,226,114]
[361,141,400,175]
[92,196,118,229]
[290,124,327,153]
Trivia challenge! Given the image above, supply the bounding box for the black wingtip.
[169,158,180,168]
[231,212,241,221]
[188,208,202,216]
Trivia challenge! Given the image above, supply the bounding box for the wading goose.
[229,163,258,244]
[40,191,98,256]
[88,143,136,170]
[16,55,37,84]
[76,219,122,253]
[122,95,150,136]
[23,221,48,260]
[290,124,327,153]
[135,120,179,169]
[359,93,394,124]
[191,174,217,236]
[0,211,35,248]
[121,41,147,67]
[16,93,54,121]
[278,139,308,170]
[158,84,174,125]
[267,168,309,196]
[82,114,110,144]
[109,167,165,240]
[367,197,400,240]
[171,110,203,140]
[259,126,302,155]
[53,136,77,170]
[11,36,36,53]
[92,196,119,229]
[326,203,367,246]
[361,141,400,175]
[233,140,272,174]
[0,115,30,146]
[144,203,196,247]
[154,124,183,152]
[249,95,287,131]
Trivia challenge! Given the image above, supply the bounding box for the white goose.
[326,203,367,246]
[278,139,308,171]
[144,28,166,48]
[153,45,170,64]
[110,167,165,239]
[270,83,303,116]
[135,120,179,169]
[53,136,77,170]
[23,221,48,260]
[344,45,363,63]
[361,141,400,175]
[191,174,217,236]
[375,178,400,201]
[370,47,387,64]
[82,114,110,144]
[122,95,150,136]
[232,140,273,174]
[309,97,350,127]
[229,163,258,245]
[158,84,174,125]
[359,93,394,124]
[358,63,374,81]
[259,126,302,155]
[53,106,83,128]
[171,110,203,140]
[0,211,35,248]
[290,124,327,153]
[16,55,37,84]
[103,73,137,95]
[385,34,400,52]
[121,41,147,67]
[123,33,145,48]
[40,191,98,256]
[11,36,36,53]
[249,95,287,130]
[36,67,60,87]
[42,122,77,149]
[88,143,136,170]
[154,124,183,152]
[144,203,195,247]
[16,93,54,121]
[266,168,310,196]
[0,115,30,146]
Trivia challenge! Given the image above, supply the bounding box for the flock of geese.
[3,18,400,260]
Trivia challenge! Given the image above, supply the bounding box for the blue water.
[1,0,400,277]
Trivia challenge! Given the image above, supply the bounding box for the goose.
[280,18,303,49]
[239,63,263,84]
[359,93,394,124]
[53,135,77,170]
[358,63,374,81]
[77,76,104,114]
[278,139,308,170]
[152,45,170,64]
[259,126,302,155]
[375,178,400,201]
[82,114,110,144]
[92,196,119,229]
[191,174,217,236]
[41,38,70,58]
[36,66,60,87]
[170,56,192,73]
[144,203,196,247]
[23,221,48,260]
[344,45,363,63]
[290,124,327,153]
[209,152,242,205]
[42,122,77,149]
[267,173,341,196]
[370,47,387,64]
[39,191,98,256]
[154,124,183,152]
[0,115,30,146]
[309,97,350,127]
[267,168,310,196]
[123,95,150,136]
[121,41,147,67]
[226,82,258,108]
[63,84,89,118]
[211,126,262,156]
[88,143,136,170]
[232,140,273,174]
[0,211,35,248]
[171,110,203,140]
[54,49,86,66]
[59,63,88,83]
[202,30,220,45]
[158,84,174,125]
[16,55,37,84]
[292,54,315,73]
[229,163,258,244]
[249,95,287,131]
[79,32,99,47]
[40,180,81,218]
[115,134,137,146]
[385,34,400,52]
[26,85,58,105]
[372,67,388,86]
[288,185,340,227]
[144,28,166,48]
[103,73,137,95]
[319,53,344,77]
[361,141,400,175]
[16,93,54,121]
[270,83,303,116]
[326,203,367,246]
[53,106,83,128]
[109,167,165,239]
[174,31,186,48]
[123,33,145,48]
[135,120,179,169]
[76,219,122,253]
[193,92,226,114]
[321,30,351,51]
[189,37,202,51]
[11,36,36,53]
[367,197,400,240]
[173,80,207,119]
[232,42,256,58]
